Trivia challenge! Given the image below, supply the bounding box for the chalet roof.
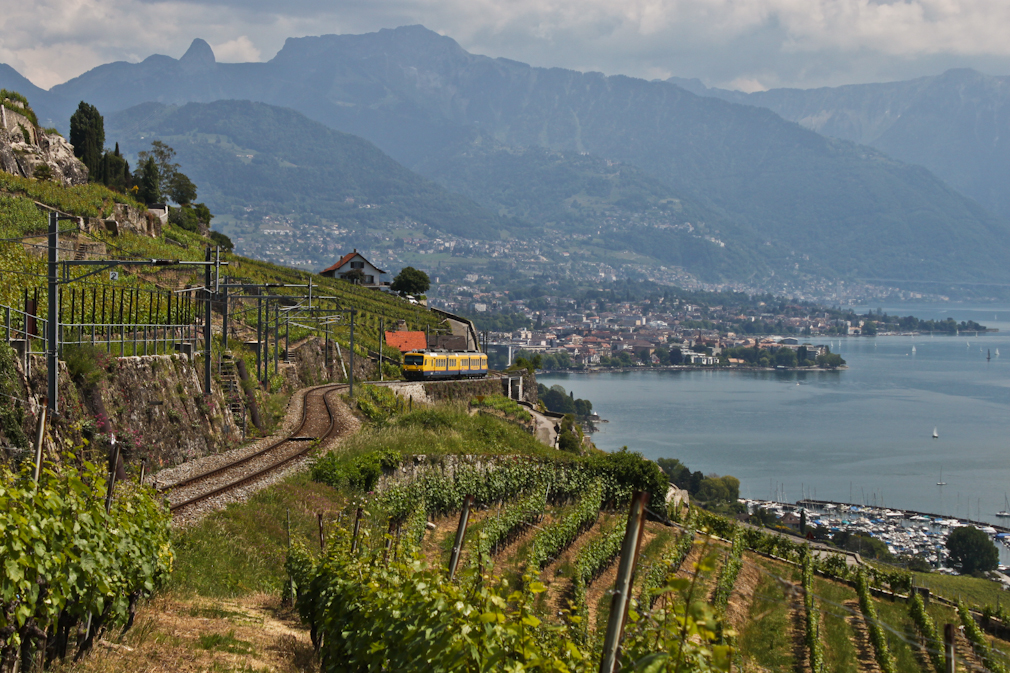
[385,331,426,352]
[319,250,387,276]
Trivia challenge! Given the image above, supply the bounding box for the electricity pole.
[349,309,355,396]
[47,212,58,414]
[203,247,212,394]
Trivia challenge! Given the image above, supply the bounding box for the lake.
[540,303,1010,527]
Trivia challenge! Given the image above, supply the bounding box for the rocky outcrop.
[0,104,88,186]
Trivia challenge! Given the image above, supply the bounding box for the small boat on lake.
[998,494,1010,518]
[932,427,939,440]
[936,465,946,486]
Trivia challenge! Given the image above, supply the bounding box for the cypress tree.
[137,157,161,205]
[69,102,105,178]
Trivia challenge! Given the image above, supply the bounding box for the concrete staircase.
[219,352,245,418]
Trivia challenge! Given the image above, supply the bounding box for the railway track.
[163,376,510,519]
[165,383,348,517]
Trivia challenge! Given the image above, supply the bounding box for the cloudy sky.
[4,0,1010,91]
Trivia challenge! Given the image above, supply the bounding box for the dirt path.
[585,552,620,633]
[788,580,812,673]
[843,599,884,673]
[61,593,315,673]
[953,631,990,673]
[541,516,610,621]
[723,554,763,635]
[581,528,660,634]
[490,515,552,571]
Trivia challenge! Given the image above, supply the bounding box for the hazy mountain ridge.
[679,69,1010,221]
[4,26,1010,288]
[106,100,509,266]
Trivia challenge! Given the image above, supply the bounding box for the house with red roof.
[319,250,390,288]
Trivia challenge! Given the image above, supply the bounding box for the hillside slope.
[680,69,1010,223]
[18,28,1010,286]
[106,100,511,265]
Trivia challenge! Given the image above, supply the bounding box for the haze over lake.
[541,303,1010,526]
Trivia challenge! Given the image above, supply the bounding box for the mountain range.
[107,100,505,242]
[4,26,1010,292]
[671,69,1010,223]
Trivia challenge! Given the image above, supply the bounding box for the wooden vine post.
[599,491,649,673]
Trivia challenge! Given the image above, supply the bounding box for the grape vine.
[908,592,944,672]
[802,553,825,673]
[0,457,172,668]
[855,569,896,673]
[958,598,1007,673]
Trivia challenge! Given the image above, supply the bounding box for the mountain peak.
[180,39,215,66]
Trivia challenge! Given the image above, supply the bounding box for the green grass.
[739,562,796,671]
[812,577,860,673]
[197,630,256,654]
[334,405,568,462]
[631,528,675,597]
[170,472,345,596]
[912,572,1009,610]
[873,595,931,673]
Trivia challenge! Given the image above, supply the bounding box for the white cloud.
[3,0,1010,90]
[211,36,262,62]
[729,77,767,93]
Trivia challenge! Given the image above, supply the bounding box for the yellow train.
[402,350,489,380]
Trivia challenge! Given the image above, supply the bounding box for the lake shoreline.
[537,364,848,374]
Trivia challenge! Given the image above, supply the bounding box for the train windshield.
[404,355,425,365]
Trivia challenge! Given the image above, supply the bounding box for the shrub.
[63,342,113,389]
[311,448,401,492]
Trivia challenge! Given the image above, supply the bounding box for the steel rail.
[167,383,346,513]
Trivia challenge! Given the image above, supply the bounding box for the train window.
[404,355,424,366]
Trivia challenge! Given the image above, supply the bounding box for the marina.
[744,497,1010,572]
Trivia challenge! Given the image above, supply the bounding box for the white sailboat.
[912,346,916,353]
[933,427,939,440]
[998,494,1010,518]
[936,465,946,486]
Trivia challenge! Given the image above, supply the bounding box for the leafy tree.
[558,426,580,453]
[946,526,999,574]
[138,140,199,205]
[169,172,198,205]
[391,266,430,295]
[775,347,798,367]
[69,101,104,178]
[193,203,214,227]
[138,140,179,196]
[817,352,846,369]
[209,230,234,252]
[343,268,366,284]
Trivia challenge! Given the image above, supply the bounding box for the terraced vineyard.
[286,402,1010,672]
[0,175,446,365]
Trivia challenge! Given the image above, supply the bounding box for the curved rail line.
[164,375,509,515]
[166,383,347,514]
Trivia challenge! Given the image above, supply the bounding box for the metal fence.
[1,303,201,360]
